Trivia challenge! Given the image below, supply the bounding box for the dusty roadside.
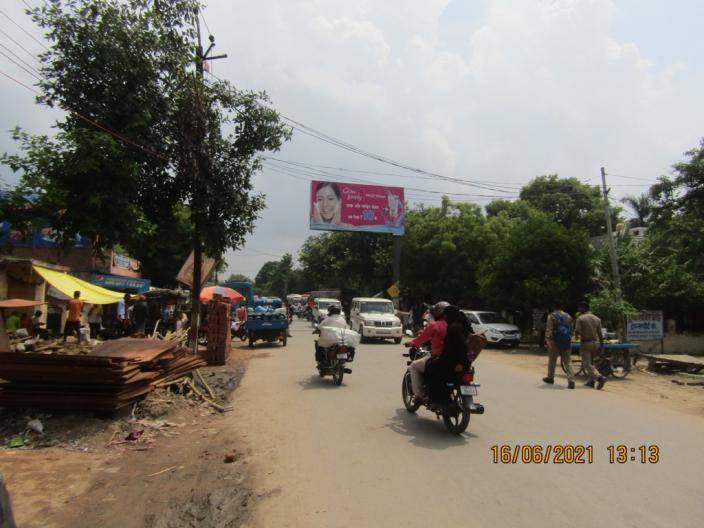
[483,347,704,419]
[0,343,255,528]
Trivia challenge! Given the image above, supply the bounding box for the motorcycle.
[401,344,484,435]
[313,326,356,386]
[231,320,248,342]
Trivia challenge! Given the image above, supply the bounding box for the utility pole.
[189,9,227,350]
[601,167,621,290]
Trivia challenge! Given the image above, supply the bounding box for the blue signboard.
[90,274,151,293]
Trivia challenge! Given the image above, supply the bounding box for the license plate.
[337,353,348,359]
[460,385,477,396]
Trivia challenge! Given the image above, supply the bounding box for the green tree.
[400,197,487,305]
[519,175,614,236]
[478,209,593,313]
[1,0,290,286]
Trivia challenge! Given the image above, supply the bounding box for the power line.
[0,9,48,51]
[0,48,40,80]
[263,161,518,199]
[0,68,169,161]
[0,42,40,75]
[0,27,42,64]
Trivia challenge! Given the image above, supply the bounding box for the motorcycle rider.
[315,305,348,364]
[404,301,449,402]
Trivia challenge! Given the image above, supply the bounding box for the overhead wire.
[0,27,42,64]
[0,8,48,51]
[0,68,169,161]
[0,42,41,75]
[0,47,40,80]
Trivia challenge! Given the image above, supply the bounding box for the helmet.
[433,301,450,318]
[328,306,341,316]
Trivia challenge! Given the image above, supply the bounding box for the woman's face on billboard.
[316,185,340,222]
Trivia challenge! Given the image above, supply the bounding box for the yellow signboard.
[387,283,400,298]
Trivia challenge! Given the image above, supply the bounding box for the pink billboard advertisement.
[310,181,405,235]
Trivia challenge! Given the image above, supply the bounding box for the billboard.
[626,310,664,341]
[310,181,405,235]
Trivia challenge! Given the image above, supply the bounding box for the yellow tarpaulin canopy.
[33,265,125,305]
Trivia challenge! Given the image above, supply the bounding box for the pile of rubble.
[0,338,205,411]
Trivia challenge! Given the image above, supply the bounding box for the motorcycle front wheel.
[402,371,420,413]
[442,389,470,435]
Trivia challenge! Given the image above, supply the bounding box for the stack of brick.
[205,299,231,366]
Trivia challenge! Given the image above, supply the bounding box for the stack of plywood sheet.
[0,338,205,411]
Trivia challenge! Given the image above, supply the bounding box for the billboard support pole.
[392,235,401,295]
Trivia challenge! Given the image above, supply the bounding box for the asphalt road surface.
[233,321,703,528]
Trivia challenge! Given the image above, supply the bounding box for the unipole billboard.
[309,181,405,235]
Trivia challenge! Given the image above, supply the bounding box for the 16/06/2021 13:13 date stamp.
[490,445,660,464]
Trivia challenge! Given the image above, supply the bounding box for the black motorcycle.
[314,328,354,385]
[401,345,484,434]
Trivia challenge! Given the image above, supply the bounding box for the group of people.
[543,300,608,389]
[315,301,475,403]
[315,297,610,399]
[3,310,47,339]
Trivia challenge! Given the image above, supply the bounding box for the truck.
[223,281,288,348]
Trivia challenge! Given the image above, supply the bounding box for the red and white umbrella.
[199,286,244,302]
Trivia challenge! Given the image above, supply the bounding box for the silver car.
[462,310,522,347]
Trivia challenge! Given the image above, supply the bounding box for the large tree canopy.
[518,175,613,236]
[1,0,290,283]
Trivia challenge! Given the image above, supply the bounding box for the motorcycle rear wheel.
[332,365,344,385]
[442,390,470,435]
[402,371,420,413]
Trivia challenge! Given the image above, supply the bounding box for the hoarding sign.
[176,250,216,288]
[110,251,142,278]
[90,274,151,293]
[626,310,664,341]
[310,181,405,235]
[0,222,88,248]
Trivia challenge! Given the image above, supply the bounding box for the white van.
[313,298,344,323]
[350,297,403,343]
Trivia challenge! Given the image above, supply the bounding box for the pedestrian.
[87,304,102,339]
[176,311,189,332]
[133,295,149,335]
[32,310,48,340]
[117,293,130,336]
[4,312,20,333]
[542,301,575,389]
[575,300,607,390]
[63,290,84,343]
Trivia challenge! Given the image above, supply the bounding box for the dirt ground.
[483,346,704,419]
[0,344,255,528]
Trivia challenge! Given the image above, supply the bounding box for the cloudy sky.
[1,0,703,280]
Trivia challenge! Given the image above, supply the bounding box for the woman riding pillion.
[404,301,450,403]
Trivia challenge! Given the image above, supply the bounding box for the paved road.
[233,321,704,528]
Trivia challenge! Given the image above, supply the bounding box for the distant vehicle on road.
[350,297,403,344]
[313,298,344,323]
[462,310,521,347]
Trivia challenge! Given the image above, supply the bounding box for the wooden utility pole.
[189,9,227,350]
[601,166,621,290]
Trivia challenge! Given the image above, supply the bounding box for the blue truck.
[223,281,289,348]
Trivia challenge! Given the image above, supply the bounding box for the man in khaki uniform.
[543,301,575,389]
[575,301,606,390]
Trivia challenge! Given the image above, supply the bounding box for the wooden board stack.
[0,338,205,411]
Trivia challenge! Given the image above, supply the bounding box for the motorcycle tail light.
[461,372,474,384]
[338,346,347,353]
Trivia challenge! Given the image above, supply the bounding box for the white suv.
[350,298,403,343]
[313,298,344,323]
[462,310,522,347]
